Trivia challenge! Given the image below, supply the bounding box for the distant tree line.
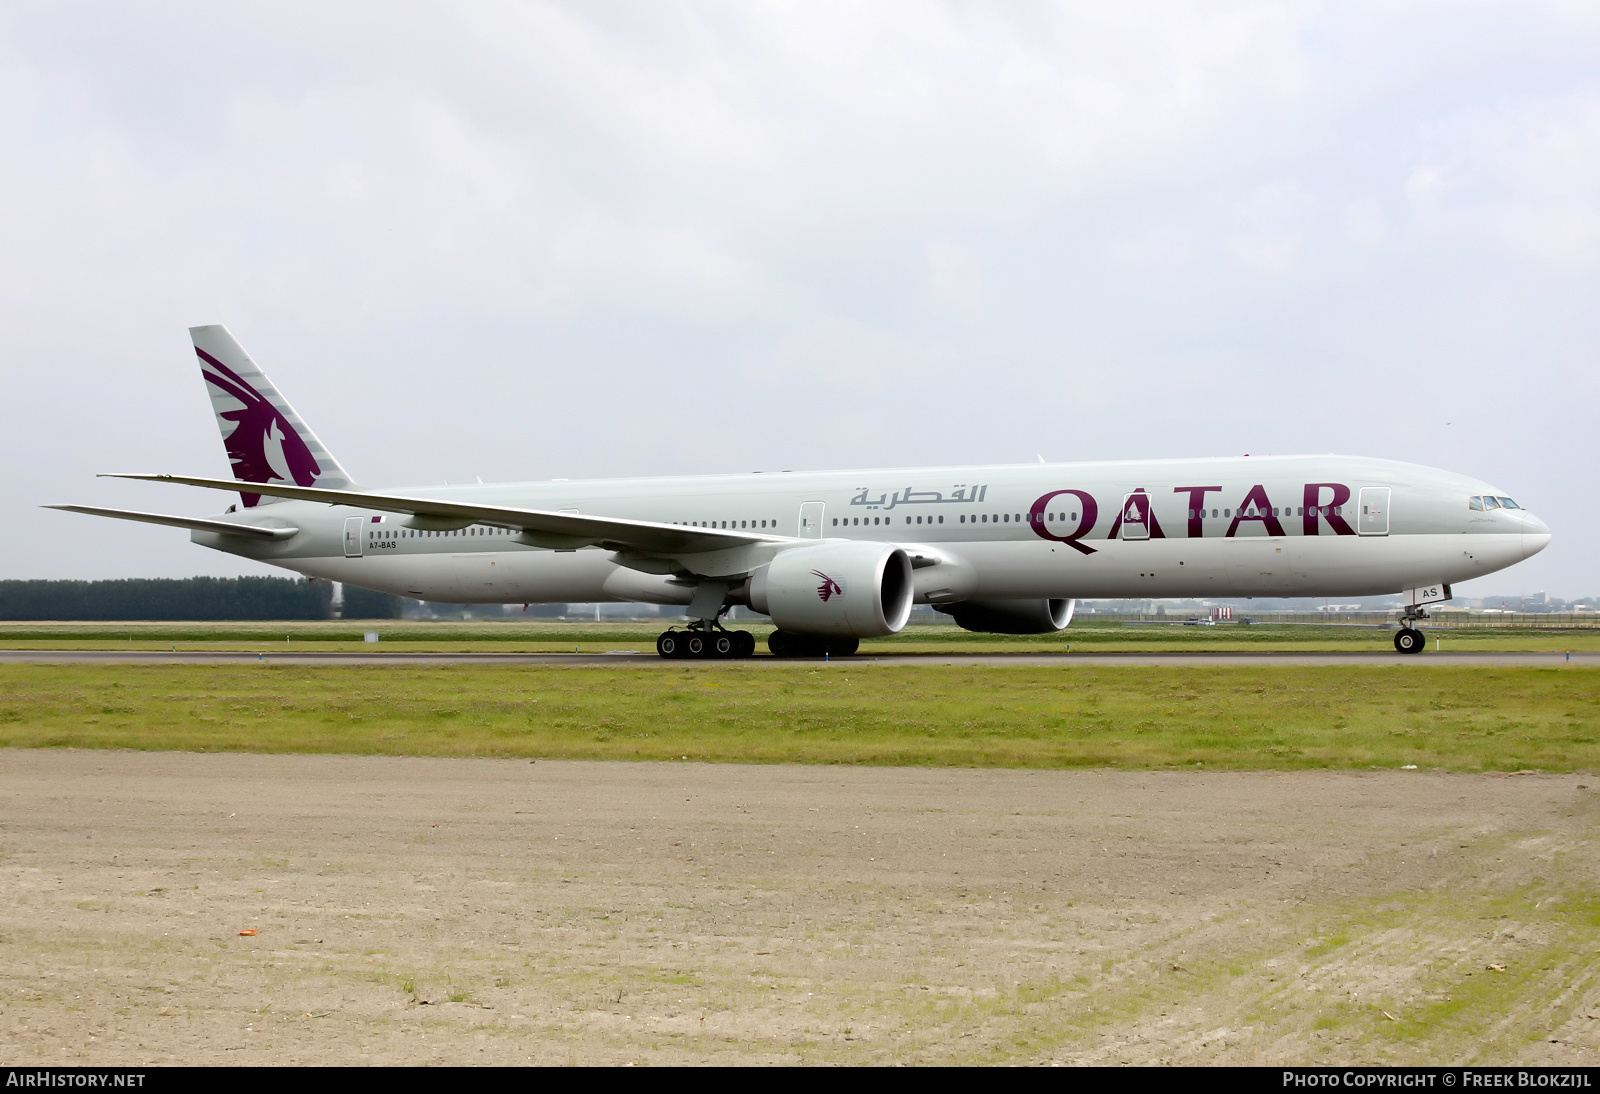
[0,577,404,620]
[341,585,405,620]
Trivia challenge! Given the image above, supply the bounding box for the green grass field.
[3,619,1599,653]
[2,662,1596,770]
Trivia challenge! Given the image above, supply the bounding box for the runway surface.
[1,648,1593,667]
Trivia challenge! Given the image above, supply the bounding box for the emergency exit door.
[798,502,825,539]
[343,516,364,557]
[1358,488,1390,536]
[1119,492,1152,540]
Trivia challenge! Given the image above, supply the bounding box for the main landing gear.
[767,630,859,658]
[656,622,757,660]
[652,625,862,659]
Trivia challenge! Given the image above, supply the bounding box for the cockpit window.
[1481,495,1502,510]
[1469,496,1485,511]
[1497,497,1519,509]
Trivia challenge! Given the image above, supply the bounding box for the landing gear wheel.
[767,630,859,658]
[658,624,756,660]
[1394,627,1425,655]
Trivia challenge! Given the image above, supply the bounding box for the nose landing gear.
[1393,604,1428,655]
[1394,627,1425,654]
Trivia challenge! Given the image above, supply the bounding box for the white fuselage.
[192,454,1549,606]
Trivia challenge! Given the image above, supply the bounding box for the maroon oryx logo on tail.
[196,347,321,507]
[812,571,843,602]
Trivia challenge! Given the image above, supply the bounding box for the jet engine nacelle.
[749,540,913,638]
[937,598,1075,635]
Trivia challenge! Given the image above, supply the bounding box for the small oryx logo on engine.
[812,571,843,602]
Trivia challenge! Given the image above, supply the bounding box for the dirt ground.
[1,750,1596,1065]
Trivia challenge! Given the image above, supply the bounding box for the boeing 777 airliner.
[49,326,1550,657]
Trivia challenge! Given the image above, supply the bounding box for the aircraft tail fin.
[189,325,356,507]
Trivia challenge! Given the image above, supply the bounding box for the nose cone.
[1521,511,1551,558]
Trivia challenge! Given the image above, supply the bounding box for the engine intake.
[937,598,1075,635]
[749,541,912,637]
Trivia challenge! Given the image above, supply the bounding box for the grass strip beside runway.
[1,663,1596,770]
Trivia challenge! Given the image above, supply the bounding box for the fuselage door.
[798,502,825,539]
[1119,492,1151,541]
[343,516,364,558]
[1358,488,1390,536]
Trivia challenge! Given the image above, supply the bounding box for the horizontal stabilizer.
[99,473,786,556]
[43,504,299,540]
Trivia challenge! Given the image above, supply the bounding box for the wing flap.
[99,473,784,555]
[44,504,299,540]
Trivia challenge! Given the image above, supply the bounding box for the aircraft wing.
[43,504,299,540]
[100,473,786,554]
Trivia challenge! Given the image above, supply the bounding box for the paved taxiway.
[1,648,1593,666]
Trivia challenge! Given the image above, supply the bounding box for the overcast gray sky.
[2,1,1596,596]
